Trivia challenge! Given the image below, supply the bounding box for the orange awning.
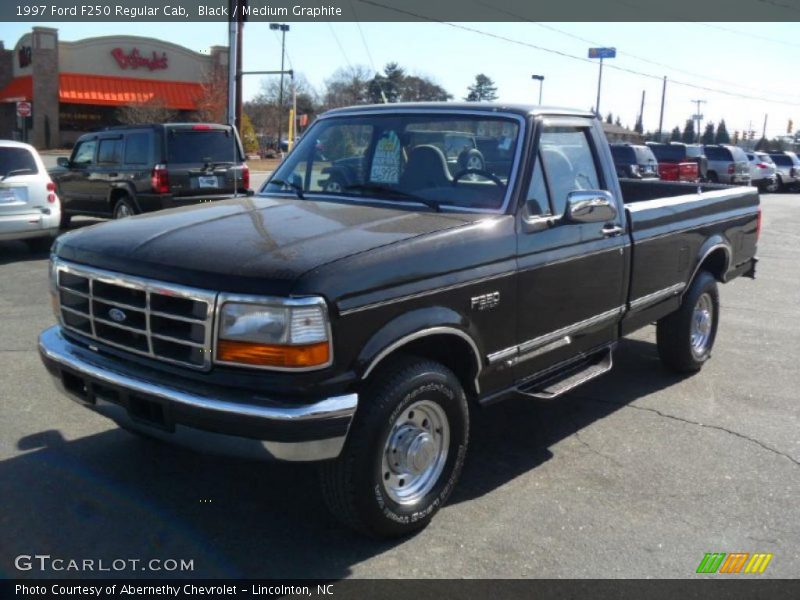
[58,73,203,110]
[0,76,33,102]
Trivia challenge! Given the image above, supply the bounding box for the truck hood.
[54,196,478,295]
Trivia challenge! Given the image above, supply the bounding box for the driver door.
[513,118,628,383]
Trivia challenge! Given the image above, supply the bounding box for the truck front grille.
[56,261,217,370]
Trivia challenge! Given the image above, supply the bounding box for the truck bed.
[619,178,760,333]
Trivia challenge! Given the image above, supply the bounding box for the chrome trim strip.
[263,108,527,216]
[487,306,624,366]
[339,270,515,316]
[362,326,483,394]
[628,282,687,311]
[38,326,357,462]
[627,214,750,244]
[213,292,334,372]
[511,336,572,367]
[55,259,217,371]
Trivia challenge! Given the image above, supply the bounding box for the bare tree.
[116,97,176,125]
[194,67,228,124]
[323,65,373,109]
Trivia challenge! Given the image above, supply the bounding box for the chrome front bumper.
[38,326,358,462]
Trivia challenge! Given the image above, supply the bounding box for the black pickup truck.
[39,103,759,537]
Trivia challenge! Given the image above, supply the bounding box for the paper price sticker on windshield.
[370,131,401,184]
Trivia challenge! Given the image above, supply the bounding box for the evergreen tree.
[239,112,259,154]
[634,115,644,134]
[605,112,613,124]
[715,120,731,144]
[682,120,696,144]
[464,74,498,102]
[670,126,682,142]
[614,116,622,127]
[754,137,769,151]
[701,122,716,145]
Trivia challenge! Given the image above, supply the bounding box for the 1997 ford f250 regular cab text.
[38,104,759,537]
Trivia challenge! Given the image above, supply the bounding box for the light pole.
[531,75,544,105]
[270,23,290,153]
[691,99,706,143]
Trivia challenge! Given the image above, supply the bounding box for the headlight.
[216,296,331,370]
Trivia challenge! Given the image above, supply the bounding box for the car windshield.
[0,147,38,178]
[261,112,521,211]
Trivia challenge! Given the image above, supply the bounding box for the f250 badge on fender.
[470,291,500,311]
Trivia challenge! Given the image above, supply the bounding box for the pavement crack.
[575,395,800,469]
[568,411,624,468]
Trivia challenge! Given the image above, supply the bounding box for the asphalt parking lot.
[0,194,798,579]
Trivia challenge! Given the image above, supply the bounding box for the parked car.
[702,144,750,185]
[40,103,759,538]
[646,143,700,182]
[746,152,778,192]
[0,140,61,251]
[681,143,709,180]
[768,151,800,192]
[51,123,250,225]
[609,143,659,179]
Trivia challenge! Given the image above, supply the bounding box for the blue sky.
[3,21,798,137]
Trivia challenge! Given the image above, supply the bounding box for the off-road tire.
[319,357,469,538]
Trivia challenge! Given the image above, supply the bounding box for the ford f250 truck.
[39,104,760,537]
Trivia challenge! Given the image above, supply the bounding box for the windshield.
[261,112,521,211]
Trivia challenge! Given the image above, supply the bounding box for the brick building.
[0,28,229,148]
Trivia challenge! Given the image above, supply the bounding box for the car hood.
[54,196,478,296]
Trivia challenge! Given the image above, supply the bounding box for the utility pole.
[657,76,667,141]
[270,23,290,154]
[595,58,604,117]
[638,89,645,131]
[691,99,706,144]
[226,0,238,128]
[762,113,768,141]
[235,6,244,131]
[532,74,544,105]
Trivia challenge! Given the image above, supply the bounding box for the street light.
[531,75,545,105]
[270,23,290,153]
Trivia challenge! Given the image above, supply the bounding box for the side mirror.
[564,190,617,224]
[56,157,70,168]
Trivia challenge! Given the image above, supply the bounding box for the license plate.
[198,176,218,188]
[0,189,16,203]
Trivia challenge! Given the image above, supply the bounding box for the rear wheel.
[320,357,469,537]
[113,196,137,219]
[708,172,719,183]
[656,271,719,373]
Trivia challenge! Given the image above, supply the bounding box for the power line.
[482,13,800,101]
[349,0,379,73]
[694,22,800,51]
[327,21,354,69]
[357,0,800,109]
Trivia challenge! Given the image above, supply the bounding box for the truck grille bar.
[55,260,217,370]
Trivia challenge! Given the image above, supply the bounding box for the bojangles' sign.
[111,48,168,71]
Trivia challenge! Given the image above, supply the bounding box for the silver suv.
[703,144,750,185]
[768,152,800,192]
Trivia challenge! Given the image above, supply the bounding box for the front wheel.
[656,271,719,373]
[319,358,469,537]
[113,197,137,219]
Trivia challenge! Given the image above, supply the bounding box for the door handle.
[602,224,624,237]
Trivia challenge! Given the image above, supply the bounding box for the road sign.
[588,47,616,59]
[16,101,31,118]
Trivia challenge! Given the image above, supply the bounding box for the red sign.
[111,48,168,71]
[16,101,32,118]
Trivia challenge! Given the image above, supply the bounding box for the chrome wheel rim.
[115,203,132,218]
[381,400,450,505]
[691,293,713,356]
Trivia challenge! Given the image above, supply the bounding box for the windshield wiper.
[344,184,441,212]
[267,179,305,199]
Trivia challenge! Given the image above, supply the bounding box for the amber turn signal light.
[217,339,330,368]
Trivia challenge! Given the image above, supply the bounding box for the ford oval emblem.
[108,308,127,323]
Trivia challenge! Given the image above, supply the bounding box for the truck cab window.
[540,127,601,216]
